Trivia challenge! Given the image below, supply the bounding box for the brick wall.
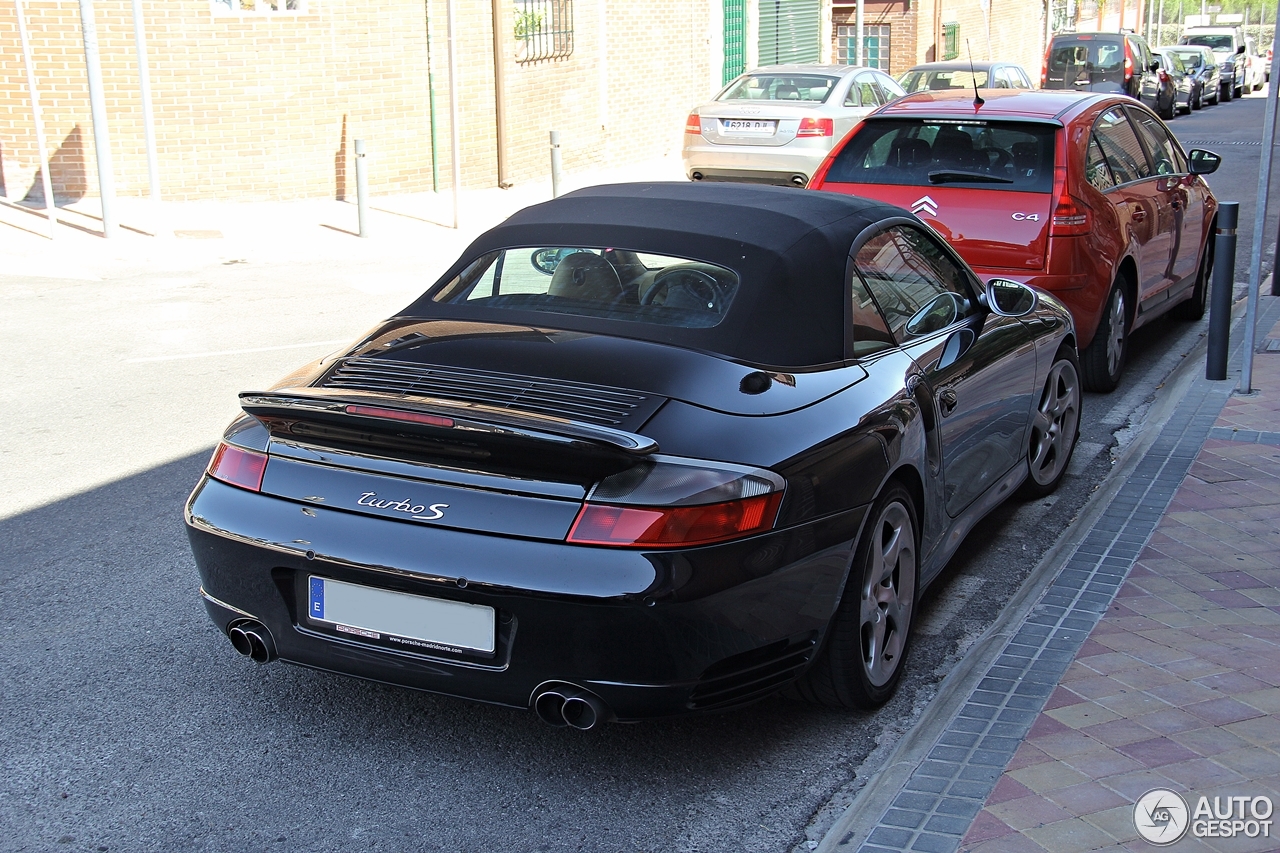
[914,0,1046,74]
[0,0,716,202]
[831,1,918,75]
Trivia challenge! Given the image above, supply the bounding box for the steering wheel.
[904,292,966,337]
[640,268,722,312]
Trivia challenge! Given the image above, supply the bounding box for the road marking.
[917,576,985,636]
[125,339,349,363]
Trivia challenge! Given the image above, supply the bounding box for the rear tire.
[1173,238,1213,321]
[1159,96,1176,120]
[795,483,918,710]
[1019,346,1081,499]
[1222,82,1233,101]
[1081,280,1128,393]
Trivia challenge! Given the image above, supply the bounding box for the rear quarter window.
[823,119,1057,193]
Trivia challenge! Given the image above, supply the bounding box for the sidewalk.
[824,295,1280,853]
[0,155,686,282]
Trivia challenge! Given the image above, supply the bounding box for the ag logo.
[1134,789,1190,845]
[1011,212,1040,221]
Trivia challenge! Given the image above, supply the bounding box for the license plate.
[723,119,776,135]
[307,576,495,654]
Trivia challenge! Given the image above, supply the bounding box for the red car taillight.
[1157,68,1170,83]
[796,117,834,137]
[1049,164,1090,237]
[568,493,783,548]
[1123,41,1135,82]
[208,442,267,492]
[565,460,785,548]
[685,113,702,135]
[1041,44,1051,88]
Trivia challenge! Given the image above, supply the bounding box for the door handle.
[939,388,959,416]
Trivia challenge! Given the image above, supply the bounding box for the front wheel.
[795,483,918,710]
[1019,348,1081,499]
[1158,95,1176,120]
[1221,82,1233,101]
[1081,281,1128,392]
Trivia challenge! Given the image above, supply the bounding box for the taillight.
[1123,41,1135,81]
[797,117,834,137]
[1041,45,1051,88]
[565,459,785,548]
[1158,68,1169,83]
[685,113,702,135]
[1049,164,1090,237]
[208,442,267,492]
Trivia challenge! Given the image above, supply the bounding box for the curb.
[815,297,1254,853]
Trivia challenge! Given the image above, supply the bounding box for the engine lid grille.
[321,357,663,428]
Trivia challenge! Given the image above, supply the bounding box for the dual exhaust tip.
[227,620,276,664]
[532,683,612,731]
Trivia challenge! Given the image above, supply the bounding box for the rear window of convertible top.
[429,248,741,329]
[823,119,1057,194]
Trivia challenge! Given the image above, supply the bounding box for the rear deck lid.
[815,117,1057,271]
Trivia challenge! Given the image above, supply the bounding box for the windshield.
[1166,48,1206,68]
[899,70,989,93]
[719,74,839,103]
[430,248,740,329]
[823,119,1057,193]
[1183,35,1233,51]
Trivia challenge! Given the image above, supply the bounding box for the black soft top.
[402,182,903,369]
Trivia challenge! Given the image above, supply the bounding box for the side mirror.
[985,278,1038,317]
[1188,148,1221,175]
[1150,60,1161,72]
[1237,45,1246,54]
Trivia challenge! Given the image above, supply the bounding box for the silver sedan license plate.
[723,119,776,135]
[307,576,495,654]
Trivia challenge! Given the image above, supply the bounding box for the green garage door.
[758,0,822,66]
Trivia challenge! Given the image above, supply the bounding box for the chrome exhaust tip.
[690,172,704,181]
[790,174,807,187]
[227,621,276,664]
[531,682,612,730]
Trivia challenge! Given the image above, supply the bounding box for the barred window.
[836,25,891,71]
[942,22,959,60]
[515,0,574,63]
[211,0,304,15]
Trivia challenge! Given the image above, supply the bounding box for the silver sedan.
[683,64,906,187]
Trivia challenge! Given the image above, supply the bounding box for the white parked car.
[683,64,906,188]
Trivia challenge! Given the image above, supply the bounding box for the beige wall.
[0,0,717,202]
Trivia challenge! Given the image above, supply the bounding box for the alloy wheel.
[1106,287,1126,377]
[1028,359,1081,486]
[859,501,916,688]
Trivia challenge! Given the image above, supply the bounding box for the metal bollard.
[354,138,370,238]
[550,131,563,199]
[1206,201,1238,380]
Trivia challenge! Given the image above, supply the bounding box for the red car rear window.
[823,119,1057,194]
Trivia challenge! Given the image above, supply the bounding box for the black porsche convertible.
[186,183,1080,728]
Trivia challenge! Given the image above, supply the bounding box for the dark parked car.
[1160,44,1220,108]
[898,60,1034,93]
[186,183,1081,726]
[809,90,1221,392]
[1043,31,1176,119]
[1153,48,1195,114]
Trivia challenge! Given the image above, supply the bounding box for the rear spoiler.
[239,387,659,455]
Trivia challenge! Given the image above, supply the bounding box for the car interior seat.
[889,138,933,174]
[775,84,801,100]
[547,253,623,302]
[933,126,979,170]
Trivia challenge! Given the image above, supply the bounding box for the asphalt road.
[0,90,1275,853]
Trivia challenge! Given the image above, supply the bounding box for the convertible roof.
[403,182,905,368]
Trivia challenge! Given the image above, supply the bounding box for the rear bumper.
[187,477,863,720]
[682,140,832,186]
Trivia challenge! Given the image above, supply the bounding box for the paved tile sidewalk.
[958,305,1280,853]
